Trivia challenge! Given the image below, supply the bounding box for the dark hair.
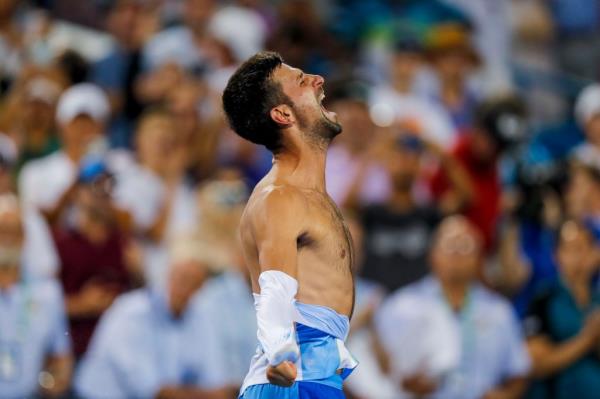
[222,51,291,152]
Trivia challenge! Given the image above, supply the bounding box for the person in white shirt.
[18,83,111,280]
[114,108,197,288]
[376,216,530,399]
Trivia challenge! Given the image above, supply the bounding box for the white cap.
[575,84,600,126]
[56,83,110,126]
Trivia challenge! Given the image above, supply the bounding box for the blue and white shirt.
[0,279,71,399]
[376,276,530,399]
[75,289,229,399]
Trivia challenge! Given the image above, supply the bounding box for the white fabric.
[19,152,77,279]
[56,83,110,125]
[209,6,267,62]
[575,84,600,126]
[376,285,461,382]
[369,86,457,148]
[113,163,198,288]
[255,270,300,366]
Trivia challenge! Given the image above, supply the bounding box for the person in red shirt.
[52,158,138,358]
[430,96,527,252]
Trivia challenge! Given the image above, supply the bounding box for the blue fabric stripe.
[240,380,345,399]
[296,323,341,382]
[295,302,349,340]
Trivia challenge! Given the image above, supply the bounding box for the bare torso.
[240,172,355,318]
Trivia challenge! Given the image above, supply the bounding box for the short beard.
[297,109,343,151]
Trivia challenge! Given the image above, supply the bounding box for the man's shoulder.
[245,184,306,219]
[102,289,152,324]
[20,151,65,177]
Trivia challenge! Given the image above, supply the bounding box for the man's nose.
[311,74,324,88]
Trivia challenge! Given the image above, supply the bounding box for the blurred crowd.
[0,0,600,398]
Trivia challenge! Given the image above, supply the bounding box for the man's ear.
[270,104,294,127]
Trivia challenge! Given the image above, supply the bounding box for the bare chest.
[298,192,354,274]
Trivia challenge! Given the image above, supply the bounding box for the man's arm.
[424,139,473,214]
[482,377,528,399]
[40,354,73,398]
[248,187,305,386]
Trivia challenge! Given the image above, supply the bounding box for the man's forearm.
[485,377,528,399]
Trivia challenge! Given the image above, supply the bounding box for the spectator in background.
[567,159,600,240]
[376,216,530,399]
[573,84,600,162]
[90,0,148,148]
[0,135,17,195]
[524,220,600,399]
[165,79,223,183]
[369,37,457,149]
[426,23,481,133]
[0,68,66,175]
[53,158,136,359]
[325,84,391,207]
[19,83,110,279]
[0,0,24,93]
[193,171,257,387]
[343,212,396,399]
[141,0,217,74]
[75,235,232,399]
[357,131,472,293]
[114,108,197,288]
[0,193,73,398]
[431,95,528,251]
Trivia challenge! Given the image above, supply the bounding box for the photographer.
[52,158,137,359]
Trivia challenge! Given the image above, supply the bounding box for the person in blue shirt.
[0,193,73,399]
[524,219,600,399]
[75,235,233,399]
[376,215,530,399]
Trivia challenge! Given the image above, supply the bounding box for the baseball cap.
[575,84,600,126]
[56,83,110,126]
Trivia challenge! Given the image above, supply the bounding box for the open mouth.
[318,92,337,121]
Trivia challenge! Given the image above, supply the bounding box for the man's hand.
[266,361,297,387]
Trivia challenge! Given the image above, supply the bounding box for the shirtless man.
[222,52,357,398]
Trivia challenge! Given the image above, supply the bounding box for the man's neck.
[441,279,470,311]
[388,189,414,212]
[273,134,329,191]
[79,217,110,245]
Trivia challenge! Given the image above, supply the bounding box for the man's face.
[385,139,422,191]
[272,64,342,144]
[61,114,102,152]
[431,217,482,284]
[390,52,422,83]
[167,260,207,317]
[557,222,599,280]
[585,114,600,147]
[136,116,177,163]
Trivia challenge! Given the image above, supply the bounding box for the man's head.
[56,83,109,155]
[135,108,178,170]
[384,134,424,192]
[0,194,23,288]
[430,216,483,285]
[222,51,341,153]
[556,220,599,282]
[426,24,479,86]
[75,158,115,227]
[390,38,423,88]
[575,84,600,148]
[167,234,226,317]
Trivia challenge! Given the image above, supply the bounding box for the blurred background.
[1,0,600,398]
